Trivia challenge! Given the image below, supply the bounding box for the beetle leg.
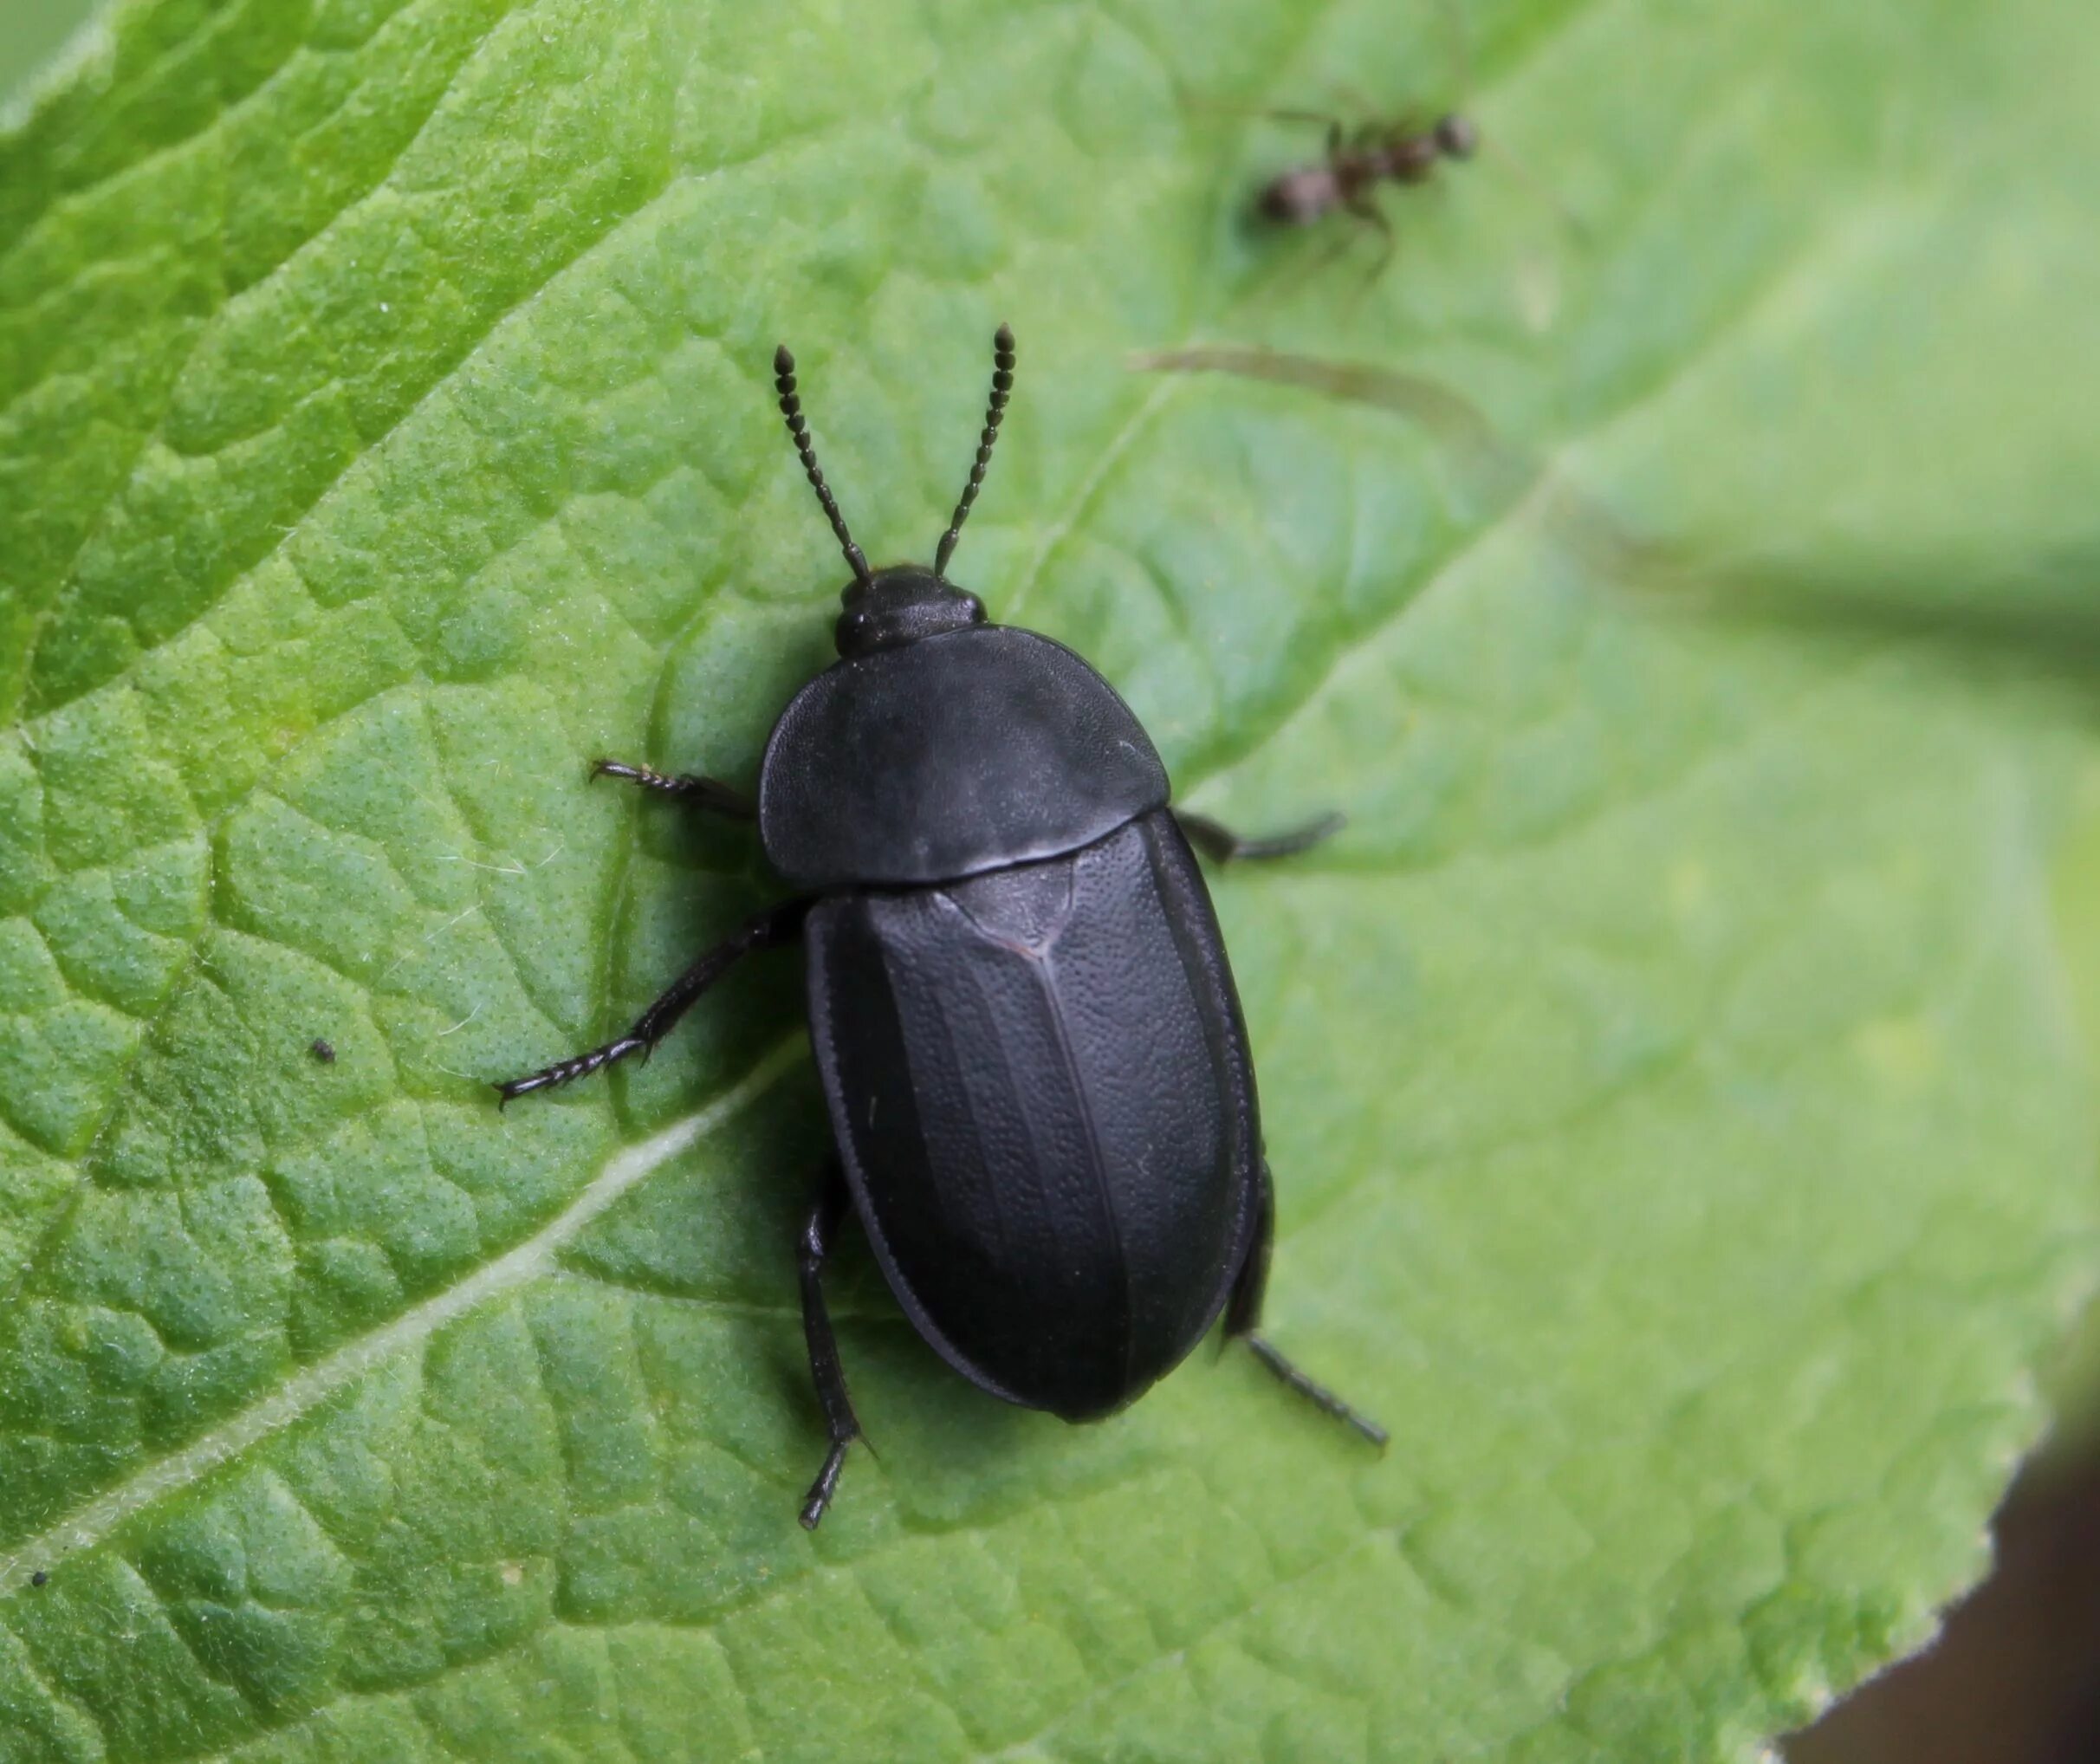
[493,899,808,1105]
[590,759,755,820]
[1227,1162,1388,1447]
[1176,808,1345,864]
[797,1166,866,1530]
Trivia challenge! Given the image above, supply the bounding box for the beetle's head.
[771,326,1018,658]
[835,565,985,658]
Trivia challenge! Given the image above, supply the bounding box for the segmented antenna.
[934,323,1015,579]
[773,345,872,586]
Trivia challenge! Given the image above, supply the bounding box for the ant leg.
[494,899,808,1104]
[1255,218,1360,308]
[1322,197,1396,318]
[797,1162,867,1530]
[590,759,754,820]
[1346,194,1397,284]
[1329,81,1381,120]
[1258,105,1347,132]
[1177,809,1344,864]
[1226,1161,1387,1447]
[1189,94,1347,134]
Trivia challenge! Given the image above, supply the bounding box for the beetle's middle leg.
[1176,809,1344,864]
[590,759,755,820]
[494,899,808,1104]
[796,1162,866,1531]
[1226,1162,1388,1447]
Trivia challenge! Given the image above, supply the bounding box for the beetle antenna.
[774,345,872,587]
[934,323,1015,579]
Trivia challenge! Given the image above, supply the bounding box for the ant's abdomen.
[1258,165,1336,224]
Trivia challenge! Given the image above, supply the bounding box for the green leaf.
[2,0,2097,1758]
[0,4,97,115]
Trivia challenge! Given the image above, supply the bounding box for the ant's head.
[771,327,1016,659]
[835,567,985,658]
[1433,113,1479,159]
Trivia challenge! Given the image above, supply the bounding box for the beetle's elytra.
[498,327,1384,1528]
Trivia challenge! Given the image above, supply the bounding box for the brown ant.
[1256,112,1481,238]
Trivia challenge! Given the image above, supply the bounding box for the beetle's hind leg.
[1227,1162,1387,1447]
[796,1164,867,1530]
[494,900,807,1105]
[590,758,755,820]
[1176,808,1345,864]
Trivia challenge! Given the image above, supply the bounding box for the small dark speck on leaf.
[29,1572,46,1587]
[311,1039,336,1064]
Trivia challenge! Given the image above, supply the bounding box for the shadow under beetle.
[498,327,1385,1528]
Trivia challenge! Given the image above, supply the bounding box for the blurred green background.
[0,1,94,103]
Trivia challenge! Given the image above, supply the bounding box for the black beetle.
[499,327,1384,1527]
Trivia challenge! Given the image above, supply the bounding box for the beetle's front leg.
[796,1163,867,1530]
[494,899,808,1105]
[1226,1162,1387,1447]
[591,758,755,820]
[1176,808,1344,865]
